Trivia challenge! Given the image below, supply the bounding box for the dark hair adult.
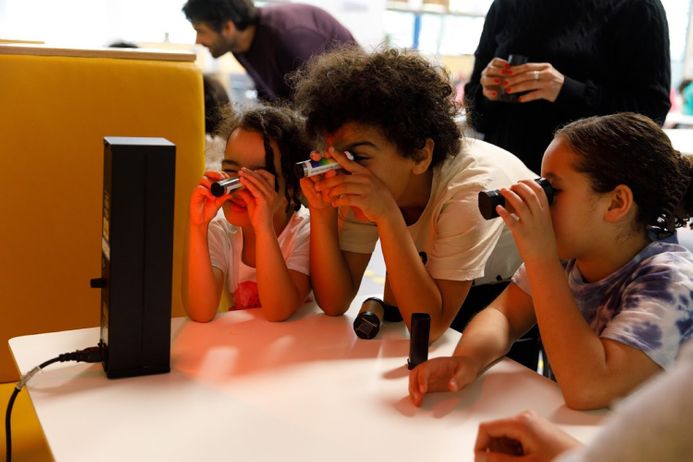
[557,112,693,239]
[182,0,257,31]
[182,0,356,102]
[292,46,461,168]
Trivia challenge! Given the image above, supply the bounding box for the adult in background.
[182,0,357,102]
[464,0,671,174]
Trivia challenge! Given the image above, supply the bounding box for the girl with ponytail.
[410,112,693,410]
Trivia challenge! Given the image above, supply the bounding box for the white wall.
[294,0,386,49]
[0,0,690,82]
[0,0,384,49]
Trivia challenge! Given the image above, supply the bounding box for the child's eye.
[351,154,367,163]
[222,170,239,176]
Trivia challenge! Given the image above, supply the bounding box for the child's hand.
[189,171,229,227]
[299,148,342,212]
[474,410,581,461]
[408,356,479,407]
[314,149,398,224]
[496,179,558,265]
[238,168,284,231]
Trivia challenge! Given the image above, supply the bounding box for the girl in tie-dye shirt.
[409,113,693,410]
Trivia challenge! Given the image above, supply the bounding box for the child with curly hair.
[292,47,536,343]
[184,104,312,322]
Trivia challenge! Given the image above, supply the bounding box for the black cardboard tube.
[407,313,431,370]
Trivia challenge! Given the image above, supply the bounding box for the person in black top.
[182,0,357,102]
[464,0,671,174]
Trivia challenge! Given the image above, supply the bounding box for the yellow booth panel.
[0,382,52,461]
[0,45,205,382]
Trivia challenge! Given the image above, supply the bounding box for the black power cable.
[4,346,102,462]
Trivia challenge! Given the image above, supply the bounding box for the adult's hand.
[501,62,565,103]
[480,57,511,101]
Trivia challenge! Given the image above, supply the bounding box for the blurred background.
[2,0,691,109]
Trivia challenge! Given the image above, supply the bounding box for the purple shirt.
[234,3,357,101]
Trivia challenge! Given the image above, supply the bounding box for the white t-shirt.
[208,207,311,309]
[339,138,536,285]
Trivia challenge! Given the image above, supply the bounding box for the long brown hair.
[556,112,693,239]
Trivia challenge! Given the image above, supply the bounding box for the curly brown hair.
[556,112,693,239]
[290,47,461,168]
[218,103,310,213]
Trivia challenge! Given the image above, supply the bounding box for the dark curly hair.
[203,74,231,135]
[182,0,257,32]
[290,47,462,168]
[556,112,693,240]
[218,104,310,213]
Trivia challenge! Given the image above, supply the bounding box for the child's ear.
[604,184,635,223]
[412,138,435,175]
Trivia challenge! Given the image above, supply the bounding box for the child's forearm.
[254,228,306,321]
[452,307,517,373]
[309,208,359,315]
[448,285,535,381]
[524,259,618,408]
[375,210,446,340]
[184,225,222,322]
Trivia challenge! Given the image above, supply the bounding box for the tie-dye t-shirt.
[512,240,693,369]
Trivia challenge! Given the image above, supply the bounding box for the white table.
[9,301,607,461]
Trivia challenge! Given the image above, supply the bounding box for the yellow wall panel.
[0,49,205,382]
